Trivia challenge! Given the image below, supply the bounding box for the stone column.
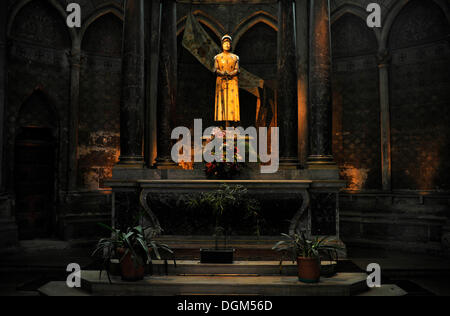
[295,0,309,167]
[67,40,81,190]
[0,0,7,191]
[155,0,177,168]
[0,2,18,248]
[378,50,392,191]
[277,0,299,168]
[118,0,145,167]
[308,0,336,167]
[145,0,161,167]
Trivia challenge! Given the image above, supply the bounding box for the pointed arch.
[381,0,450,50]
[80,4,124,41]
[177,10,225,40]
[331,4,381,46]
[7,0,76,44]
[232,11,278,51]
[16,89,59,131]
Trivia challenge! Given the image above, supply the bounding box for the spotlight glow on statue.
[214,35,241,126]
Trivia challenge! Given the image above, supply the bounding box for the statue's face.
[222,40,231,52]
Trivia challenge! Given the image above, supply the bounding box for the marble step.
[75,270,370,296]
[148,260,338,277]
[38,280,406,297]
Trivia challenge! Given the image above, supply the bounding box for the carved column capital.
[67,50,84,69]
[377,50,392,68]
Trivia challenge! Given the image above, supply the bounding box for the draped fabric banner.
[182,13,274,128]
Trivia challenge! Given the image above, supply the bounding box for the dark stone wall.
[389,0,450,191]
[6,0,71,194]
[79,14,122,190]
[331,14,381,191]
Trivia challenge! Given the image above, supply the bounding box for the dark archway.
[331,13,380,191]
[176,25,220,130]
[389,0,450,190]
[79,13,123,189]
[14,91,58,239]
[235,22,277,129]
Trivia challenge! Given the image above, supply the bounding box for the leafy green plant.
[187,184,262,248]
[92,224,173,281]
[273,230,340,260]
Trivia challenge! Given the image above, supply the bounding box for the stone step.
[38,281,91,296]
[149,260,338,277]
[77,270,370,296]
[38,280,406,296]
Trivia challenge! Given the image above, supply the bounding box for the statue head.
[221,35,232,52]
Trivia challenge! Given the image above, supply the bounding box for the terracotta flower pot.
[297,257,321,283]
[117,248,145,281]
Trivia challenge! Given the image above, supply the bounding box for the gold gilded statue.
[214,35,240,124]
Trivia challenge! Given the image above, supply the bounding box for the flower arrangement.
[205,127,246,179]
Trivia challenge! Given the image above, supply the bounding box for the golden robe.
[214,52,240,122]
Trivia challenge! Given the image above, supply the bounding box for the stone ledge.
[77,270,369,296]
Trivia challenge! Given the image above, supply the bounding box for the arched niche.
[234,22,277,128]
[389,0,450,190]
[78,14,123,190]
[14,91,58,239]
[81,13,124,57]
[176,24,220,130]
[331,13,381,191]
[235,22,277,80]
[9,0,70,49]
[6,1,71,187]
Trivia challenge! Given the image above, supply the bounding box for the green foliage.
[92,223,173,281]
[273,230,341,260]
[186,184,262,239]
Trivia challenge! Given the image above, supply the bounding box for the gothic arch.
[7,0,76,44]
[80,5,124,41]
[177,10,225,40]
[331,12,381,190]
[232,11,278,51]
[387,0,450,190]
[381,0,450,50]
[16,89,60,132]
[80,12,123,57]
[331,4,381,47]
[6,89,61,190]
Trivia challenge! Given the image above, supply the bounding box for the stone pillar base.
[279,158,301,170]
[307,155,338,169]
[117,156,145,169]
[154,159,180,170]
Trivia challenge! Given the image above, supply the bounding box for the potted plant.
[187,184,262,263]
[92,224,173,282]
[273,231,340,283]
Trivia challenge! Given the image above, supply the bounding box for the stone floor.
[1,240,450,296]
